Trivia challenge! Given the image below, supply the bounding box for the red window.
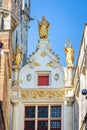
[38,76,49,86]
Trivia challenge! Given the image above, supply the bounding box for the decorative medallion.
[26,74,32,81]
[54,73,59,81]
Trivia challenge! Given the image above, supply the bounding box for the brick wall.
[0,53,5,101]
[2,0,12,11]
[2,0,20,21]
[0,30,12,130]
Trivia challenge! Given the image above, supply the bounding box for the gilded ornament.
[33,62,40,66]
[38,91,47,97]
[46,62,53,67]
[41,51,46,57]
[46,60,58,68]
[12,80,19,86]
[12,102,19,106]
[20,89,65,99]
[21,91,26,97]
[48,91,55,98]
[64,40,74,66]
[38,16,50,39]
[13,45,23,66]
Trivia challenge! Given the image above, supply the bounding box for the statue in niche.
[38,16,50,39]
[13,45,23,66]
[64,40,74,66]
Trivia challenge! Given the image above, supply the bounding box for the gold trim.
[67,102,73,106]
[33,62,40,66]
[46,62,53,67]
[20,89,65,99]
[12,102,19,106]
[12,65,20,72]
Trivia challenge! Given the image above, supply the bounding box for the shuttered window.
[38,76,49,86]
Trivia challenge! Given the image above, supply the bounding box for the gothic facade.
[0,1,87,130]
[11,16,75,130]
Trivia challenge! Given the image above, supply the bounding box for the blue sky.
[28,0,87,66]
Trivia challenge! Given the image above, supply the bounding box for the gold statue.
[64,41,74,66]
[13,45,23,66]
[38,16,50,39]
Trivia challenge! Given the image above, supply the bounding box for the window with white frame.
[24,105,62,130]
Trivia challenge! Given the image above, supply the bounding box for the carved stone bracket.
[11,100,19,106]
[12,65,20,72]
[66,97,74,106]
[12,102,19,106]
[12,80,20,87]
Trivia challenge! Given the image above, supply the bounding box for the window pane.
[51,120,61,130]
[38,76,49,86]
[25,121,35,130]
[25,106,35,118]
[51,106,61,118]
[38,106,48,118]
[38,120,48,130]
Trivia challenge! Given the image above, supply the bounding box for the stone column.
[35,105,38,130]
[66,98,74,130]
[12,102,19,130]
[48,105,50,130]
[67,65,74,86]
[12,66,20,87]
[64,65,74,87]
[13,66,20,80]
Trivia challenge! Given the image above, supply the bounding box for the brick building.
[0,0,30,130]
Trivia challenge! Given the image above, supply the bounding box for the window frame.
[35,71,51,86]
[24,104,62,130]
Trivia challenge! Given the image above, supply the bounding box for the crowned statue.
[38,16,50,39]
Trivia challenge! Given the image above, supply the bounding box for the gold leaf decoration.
[33,62,40,66]
[20,89,65,99]
[41,51,46,57]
